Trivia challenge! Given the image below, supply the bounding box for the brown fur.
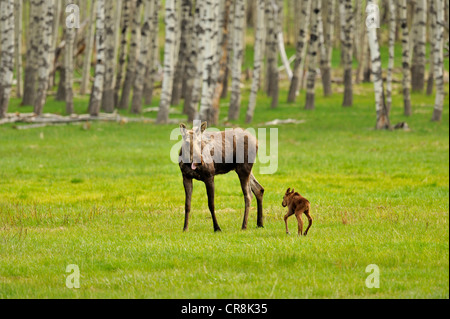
[179,122,264,232]
[282,188,313,236]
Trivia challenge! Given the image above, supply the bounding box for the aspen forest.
[0,0,448,126]
[0,0,449,300]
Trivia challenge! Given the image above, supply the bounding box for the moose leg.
[303,210,313,236]
[284,210,294,234]
[295,212,304,236]
[183,176,193,231]
[249,173,264,228]
[204,177,221,232]
[238,173,252,230]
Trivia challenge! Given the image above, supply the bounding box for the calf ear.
[180,123,187,136]
[201,121,207,133]
[291,189,295,194]
[286,188,291,194]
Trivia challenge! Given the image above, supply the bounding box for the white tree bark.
[246,0,265,123]
[304,0,321,110]
[114,0,134,106]
[367,0,390,129]
[287,0,311,102]
[399,0,412,116]
[0,0,15,118]
[22,0,41,106]
[14,0,22,98]
[143,0,161,105]
[411,0,427,92]
[80,0,97,95]
[48,0,61,88]
[33,0,54,116]
[199,0,220,123]
[119,0,142,110]
[157,0,178,124]
[88,0,105,116]
[228,0,245,120]
[321,0,335,96]
[386,0,396,112]
[100,0,116,113]
[65,0,75,115]
[431,0,445,121]
[341,0,354,107]
[131,0,154,114]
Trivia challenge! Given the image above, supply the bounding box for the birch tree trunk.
[80,0,96,95]
[431,0,445,121]
[199,0,220,123]
[386,0,396,112]
[228,0,245,120]
[210,0,232,125]
[304,0,320,110]
[14,0,23,98]
[317,0,329,97]
[341,0,354,107]
[143,0,161,105]
[171,0,191,106]
[33,0,54,116]
[411,0,427,92]
[321,0,335,96]
[269,0,284,109]
[157,0,178,124]
[65,0,75,115]
[22,0,40,106]
[100,0,115,112]
[88,0,105,116]
[426,1,435,96]
[0,0,15,118]
[246,0,265,123]
[48,0,61,89]
[187,0,204,121]
[356,15,369,83]
[264,0,276,96]
[114,0,134,107]
[131,0,154,114]
[399,0,412,116]
[119,0,141,110]
[287,0,311,102]
[367,0,390,130]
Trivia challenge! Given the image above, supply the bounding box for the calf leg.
[249,173,264,228]
[183,176,193,231]
[204,177,221,232]
[284,210,294,234]
[303,210,313,236]
[295,212,304,236]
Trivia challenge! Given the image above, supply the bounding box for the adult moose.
[179,122,265,232]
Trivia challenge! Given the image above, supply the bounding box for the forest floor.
[0,75,448,298]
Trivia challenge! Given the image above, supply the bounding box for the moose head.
[179,121,207,171]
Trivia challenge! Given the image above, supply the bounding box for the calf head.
[180,122,207,170]
[282,188,295,207]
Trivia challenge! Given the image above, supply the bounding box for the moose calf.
[282,188,313,236]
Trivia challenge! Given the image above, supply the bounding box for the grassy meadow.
[0,76,448,298]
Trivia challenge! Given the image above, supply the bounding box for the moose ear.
[291,189,295,194]
[286,188,291,194]
[180,123,187,136]
[201,121,207,133]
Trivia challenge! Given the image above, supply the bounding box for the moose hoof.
[214,228,222,233]
[286,232,290,235]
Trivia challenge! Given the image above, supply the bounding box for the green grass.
[0,73,448,298]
